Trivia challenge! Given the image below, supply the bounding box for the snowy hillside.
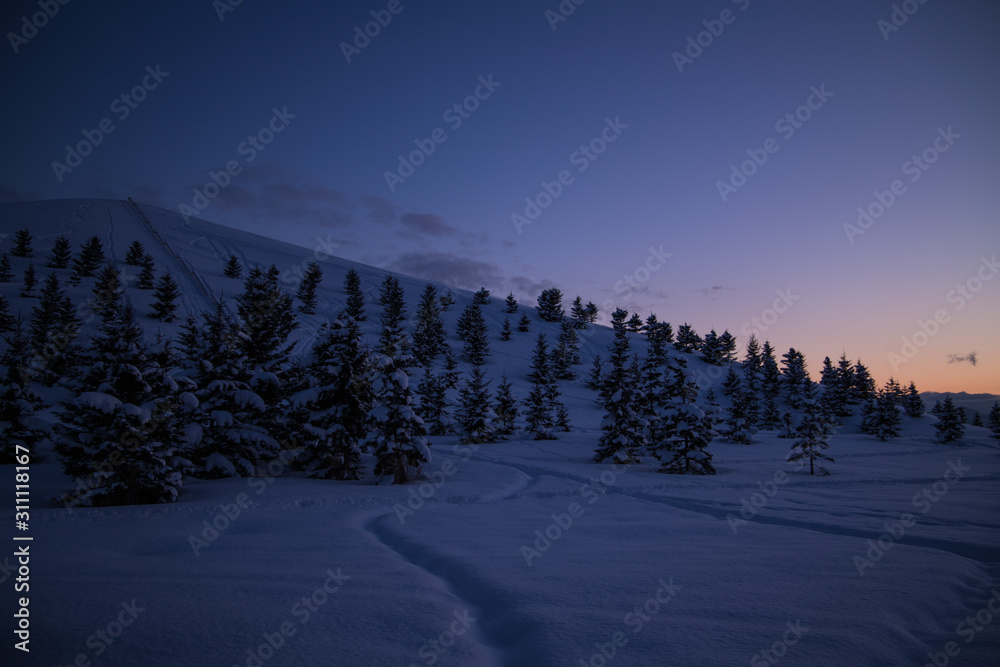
[1,199,999,666]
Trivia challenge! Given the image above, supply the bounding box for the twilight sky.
[1,0,998,393]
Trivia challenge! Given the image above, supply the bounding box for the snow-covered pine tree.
[0,295,14,332]
[524,333,557,440]
[570,296,588,329]
[500,318,512,341]
[719,330,737,363]
[223,255,242,279]
[556,403,572,432]
[988,402,1000,442]
[457,364,497,444]
[151,272,181,322]
[125,241,146,266]
[367,276,429,484]
[651,361,717,475]
[473,287,491,305]
[29,273,78,363]
[47,236,73,269]
[759,394,781,430]
[587,353,603,390]
[721,366,741,397]
[700,329,722,365]
[780,348,810,408]
[835,354,856,410]
[458,303,490,364]
[0,253,13,282]
[674,323,702,353]
[552,320,580,380]
[505,292,519,313]
[11,229,33,257]
[137,254,156,290]
[593,308,646,462]
[296,261,323,314]
[344,268,366,321]
[413,284,446,365]
[933,395,965,443]
[0,324,49,464]
[494,372,519,436]
[866,389,902,441]
[92,264,124,320]
[55,302,189,505]
[292,317,373,479]
[883,378,904,406]
[638,320,670,425]
[439,290,455,311]
[415,364,452,436]
[971,411,983,428]
[20,263,37,298]
[517,314,531,332]
[787,397,834,475]
[852,360,876,403]
[778,411,795,439]
[626,312,643,333]
[723,386,757,445]
[536,287,564,322]
[236,266,298,370]
[760,341,781,400]
[69,236,105,283]
[743,335,762,386]
[442,346,460,389]
[904,381,924,417]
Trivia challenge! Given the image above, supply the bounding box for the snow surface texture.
[1,199,998,666]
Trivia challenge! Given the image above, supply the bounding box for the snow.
[121,402,152,424]
[75,391,123,414]
[211,410,234,427]
[233,389,266,411]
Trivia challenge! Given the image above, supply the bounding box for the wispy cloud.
[947,352,978,367]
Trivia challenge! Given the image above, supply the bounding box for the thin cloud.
[947,352,978,367]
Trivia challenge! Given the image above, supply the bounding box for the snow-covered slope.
[1,199,998,666]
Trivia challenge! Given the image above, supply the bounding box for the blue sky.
[1,0,998,392]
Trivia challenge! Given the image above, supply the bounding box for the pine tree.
[760,341,781,400]
[0,253,12,282]
[555,404,572,432]
[536,287,564,322]
[638,320,670,424]
[778,412,795,439]
[415,365,452,436]
[439,290,455,311]
[27,275,79,382]
[505,292,519,313]
[494,372,519,436]
[719,331,737,363]
[223,255,243,279]
[457,365,497,444]
[626,312,643,333]
[11,229,33,257]
[524,334,558,440]
[970,411,983,428]
[593,309,646,462]
[442,346,460,390]
[125,241,146,266]
[457,303,489,364]
[500,318,512,341]
[0,324,49,464]
[743,335,762,387]
[787,398,834,476]
[651,360,716,475]
[93,264,124,320]
[552,320,580,380]
[866,389,902,440]
[721,366,741,397]
[988,402,1000,442]
[570,296,588,329]
[724,386,757,445]
[701,329,722,365]
[137,254,156,289]
[517,314,531,332]
[236,266,298,370]
[473,287,491,305]
[904,382,924,417]
[853,360,876,403]
[296,261,323,315]
[759,394,781,430]
[781,348,810,408]
[20,263,37,297]
[55,303,187,505]
[587,354,603,390]
[367,277,429,484]
[674,323,702,353]
[344,268,366,321]
[933,396,965,443]
[151,272,181,322]
[413,284,446,365]
[30,273,73,350]
[292,317,372,479]
[69,236,105,283]
[835,354,856,409]
[0,295,14,333]
[47,236,72,268]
